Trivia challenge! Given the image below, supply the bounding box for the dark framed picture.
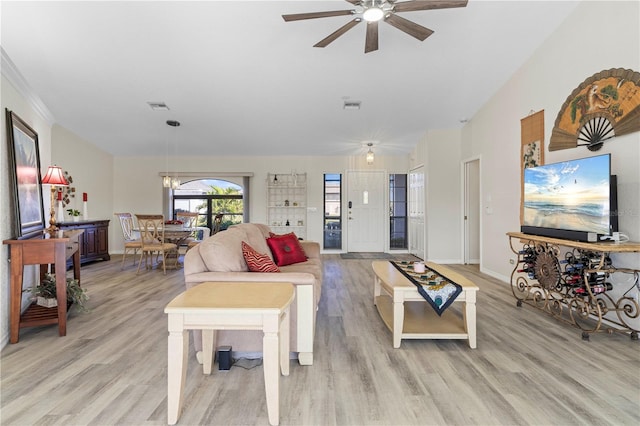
[6,109,45,239]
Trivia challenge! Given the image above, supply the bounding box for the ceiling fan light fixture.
[363,7,384,22]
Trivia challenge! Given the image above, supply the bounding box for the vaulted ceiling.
[1,1,579,157]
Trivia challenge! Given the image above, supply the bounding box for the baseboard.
[479,266,510,284]
[426,258,462,265]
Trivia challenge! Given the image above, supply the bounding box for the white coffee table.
[165,281,295,426]
[372,261,479,348]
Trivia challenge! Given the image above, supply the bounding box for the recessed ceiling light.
[344,101,361,110]
[147,101,170,111]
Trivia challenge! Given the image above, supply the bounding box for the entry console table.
[507,232,640,340]
[3,230,83,343]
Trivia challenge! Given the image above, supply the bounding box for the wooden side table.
[3,230,83,343]
[164,281,295,426]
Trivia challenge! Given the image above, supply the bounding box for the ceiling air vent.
[147,101,170,111]
[343,101,361,110]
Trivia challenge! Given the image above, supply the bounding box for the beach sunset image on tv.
[523,155,611,235]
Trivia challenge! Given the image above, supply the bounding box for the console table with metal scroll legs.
[3,230,83,343]
[507,232,640,340]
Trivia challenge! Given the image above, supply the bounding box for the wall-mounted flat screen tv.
[521,153,618,242]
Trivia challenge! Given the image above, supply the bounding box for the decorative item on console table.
[67,208,81,222]
[82,192,88,220]
[58,220,110,265]
[507,232,640,340]
[30,273,89,312]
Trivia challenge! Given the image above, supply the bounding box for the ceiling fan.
[282,0,468,53]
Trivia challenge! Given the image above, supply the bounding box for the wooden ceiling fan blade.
[314,19,361,48]
[393,0,468,13]
[365,21,379,53]
[385,14,434,41]
[282,9,354,22]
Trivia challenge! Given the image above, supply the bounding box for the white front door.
[346,170,386,252]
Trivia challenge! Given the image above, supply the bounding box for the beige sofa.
[183,223,322,365]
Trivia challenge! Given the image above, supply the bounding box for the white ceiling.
[1,0,580,157]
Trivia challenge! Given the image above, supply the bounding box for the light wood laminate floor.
[1,255,639,425]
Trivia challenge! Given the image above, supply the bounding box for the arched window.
[172,179,244,233]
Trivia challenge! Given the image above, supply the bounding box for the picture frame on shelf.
[5,109,45,239]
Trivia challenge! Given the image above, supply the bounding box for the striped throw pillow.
[242,241,280,273]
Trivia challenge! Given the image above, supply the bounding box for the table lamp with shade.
[41,165,69,233]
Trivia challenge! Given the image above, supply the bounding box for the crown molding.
[1,47,55,125]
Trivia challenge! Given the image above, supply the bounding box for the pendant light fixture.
[163,122,172,188]
[366,142,375,165]
[166,119,181,189]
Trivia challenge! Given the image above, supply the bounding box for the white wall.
[111,154,410,253]
[463,0,640,283]
[424,129,463,263]
[52,125,114,224]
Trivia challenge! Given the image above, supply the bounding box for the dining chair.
[175,211,201,252]
[212,213,224,235]
[135,214,178,275]
[114,212,142,269]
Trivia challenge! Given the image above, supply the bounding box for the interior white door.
[408,166,425,260]
[346,171,386,252]
[463,159,480,264]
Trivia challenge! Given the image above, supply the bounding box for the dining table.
[162,224,194,244]
[161,225,194,269]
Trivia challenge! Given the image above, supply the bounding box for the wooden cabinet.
[59,220,110,265]
[267,173,307,239]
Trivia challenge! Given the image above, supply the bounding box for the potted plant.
[32,273,89,312]
[67,208,81,222]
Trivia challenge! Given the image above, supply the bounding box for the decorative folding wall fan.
[549,68,640,152]
[282,0,468,53]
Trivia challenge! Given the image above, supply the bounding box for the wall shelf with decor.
[267,173,307,240]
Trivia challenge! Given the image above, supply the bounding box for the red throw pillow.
[242,241,280,273]
[266,233,307,266]
[269,231,303,240]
